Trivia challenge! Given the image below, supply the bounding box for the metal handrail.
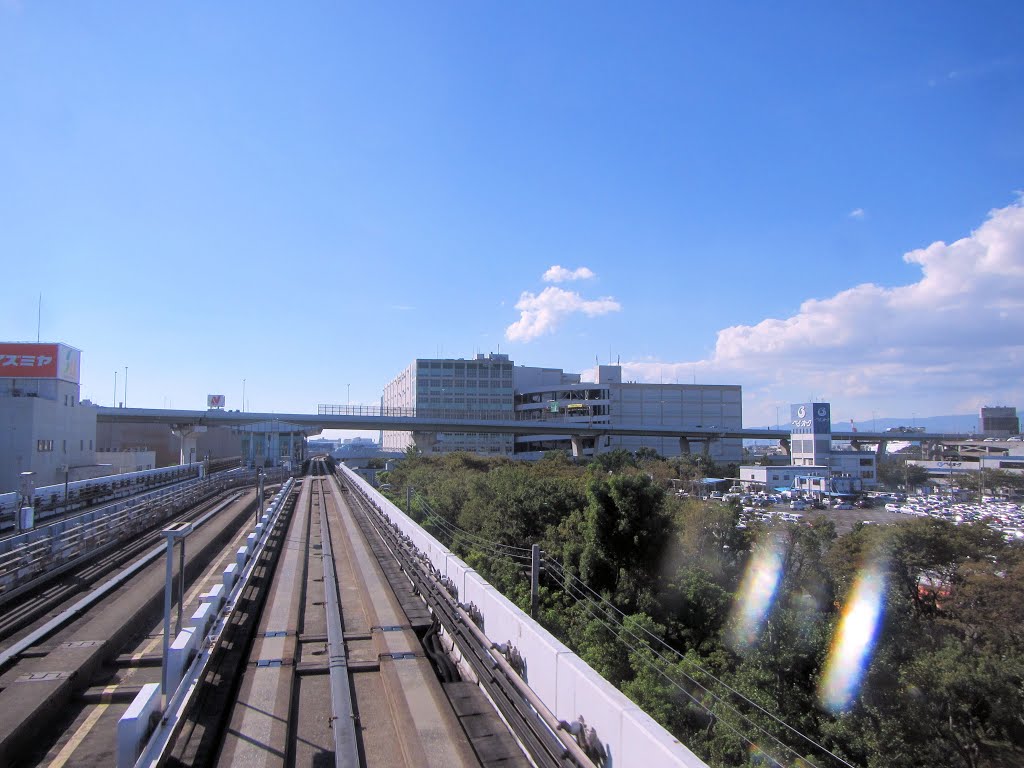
[0,469,290,603]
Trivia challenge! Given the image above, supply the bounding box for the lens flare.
[818,560,886,713]
[728,537,784,651]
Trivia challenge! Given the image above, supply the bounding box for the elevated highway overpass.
[95,407,970,457]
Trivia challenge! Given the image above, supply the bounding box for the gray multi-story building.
[381,353,516,454]
[381,354,744,462]
[512,364,743,462]
[980,406,1019,437]
[0,342,99,492]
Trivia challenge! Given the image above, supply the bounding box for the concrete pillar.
[702,438,714,457]
[570,435,585,459]
[412,431,438,453]
[179,434,198,465]
[780,437,791,456]
[171,426,202,466]
[679,436,691,455]
[875,440,888,460]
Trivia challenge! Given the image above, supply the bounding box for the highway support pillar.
[779,437,791,457]
[679,436,690,455]
[412,431,438,454]
[875,440,888,461]
[171,425,206,466]
[570,435,585,459]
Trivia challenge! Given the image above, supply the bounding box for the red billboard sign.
[0,343,81,383]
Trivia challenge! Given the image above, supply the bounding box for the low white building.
[908,455,1024,480]
[95,450,156,474]
[739,465,829,491]
[0,342,100,493]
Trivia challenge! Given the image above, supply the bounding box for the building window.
[859,458,873,466]
[37,439,54,452]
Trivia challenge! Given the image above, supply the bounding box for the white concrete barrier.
[166,628,197,692]
[340,465,708,768]
[236,546,248,568]
[189,602,213,634]
[117,683,162,768]
[223,562,238,591]
[200,583,226,611]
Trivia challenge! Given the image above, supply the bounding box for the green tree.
[579,472,671,606]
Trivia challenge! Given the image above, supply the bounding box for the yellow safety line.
[47,684,119,768]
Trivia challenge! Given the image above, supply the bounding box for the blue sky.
[2,2,1023,432]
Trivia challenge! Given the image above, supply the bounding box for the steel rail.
[317,474,361,767]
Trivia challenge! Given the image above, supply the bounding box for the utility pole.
[530,544,540,619]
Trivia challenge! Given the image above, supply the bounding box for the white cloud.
[543,265,596,283]
[505,286,621,342]
[849,208,865,219]
[616,199,1024,424]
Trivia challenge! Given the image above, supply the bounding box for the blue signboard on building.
[790,403,831,435]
